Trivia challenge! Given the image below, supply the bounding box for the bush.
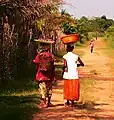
[105,25,114,48]
[75,41,82,46]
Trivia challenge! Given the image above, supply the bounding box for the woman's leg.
[71,100,75,106]
[38,82,48,108]
[91,47,93,53]
[46,81,53,107]
[66,100,70,105]
[64,100,70,106]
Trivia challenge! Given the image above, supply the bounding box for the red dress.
[33,51,55,81]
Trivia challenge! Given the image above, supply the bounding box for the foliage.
[61,13,114,46]
[61,10,89,44]
[0,0,62,87]
[61,10,77,34]
[105,25,114,48]
[0,0,114,88]
[79,15,114,33]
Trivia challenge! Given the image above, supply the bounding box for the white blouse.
[63,52,79,79]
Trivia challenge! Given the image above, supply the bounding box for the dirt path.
[33,38,114,120]
[78,38,114,79]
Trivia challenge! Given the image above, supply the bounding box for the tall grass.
[105,25,114,48]
[105,35,114,48]
[104,33,114,70]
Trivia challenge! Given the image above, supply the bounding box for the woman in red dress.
[33,43,56,108]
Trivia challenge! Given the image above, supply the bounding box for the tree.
[101,15,107,20]
[0,0,63,87]
[80,16,88,22]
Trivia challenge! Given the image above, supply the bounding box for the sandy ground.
[33,38,114,120]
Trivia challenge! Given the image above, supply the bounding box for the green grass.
[105,38,114,48]
[104,33,114,49]
[103,37,114,70]
[0,95,39,120]
[0,77,39,120]
[0,90,39,120]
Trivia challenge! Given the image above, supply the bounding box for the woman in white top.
[62,44,84,107]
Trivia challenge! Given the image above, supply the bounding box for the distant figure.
[90,40,94,53]
[62,44,84,107]
[33,43,56,108]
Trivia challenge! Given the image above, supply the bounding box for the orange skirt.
[64,79,80,101]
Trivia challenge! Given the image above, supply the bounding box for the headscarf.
[39,43,50,52]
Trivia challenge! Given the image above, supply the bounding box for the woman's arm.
[33,54,40,64]
[62,59,68,76]
[77,57,84,67]
[63,59,68,72]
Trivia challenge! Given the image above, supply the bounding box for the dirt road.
[33,38,114,120]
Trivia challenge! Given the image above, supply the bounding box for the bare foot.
[38,101,48,108]
[48,103,54,107]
